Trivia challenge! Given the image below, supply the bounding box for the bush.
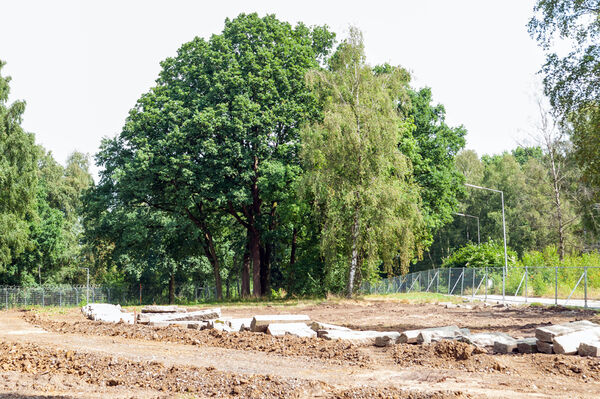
[442,240,518,269]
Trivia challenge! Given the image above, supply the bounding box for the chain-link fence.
[0,282,229,309]
[361,266,600,309]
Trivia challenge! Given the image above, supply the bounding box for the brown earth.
[1,298,600,398]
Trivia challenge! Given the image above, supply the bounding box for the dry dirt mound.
[329,387,471,399]
[392,340,505,373]
[527,354,600,380]
[23,311,370,366]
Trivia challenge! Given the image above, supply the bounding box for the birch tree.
[302,28,425,296]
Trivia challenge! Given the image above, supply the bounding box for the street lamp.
[454,212,480,244]
[465,183,507,301]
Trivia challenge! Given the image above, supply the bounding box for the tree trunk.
[347,202,360,297]
[249,227,261,297]
[241,237,250,297]
[547,136,566,260]
[168,273,175,304]
[205,231,223,300]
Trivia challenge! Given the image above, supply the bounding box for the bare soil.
[1,298,600,398]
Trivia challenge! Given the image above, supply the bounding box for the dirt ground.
[2,298,600,398]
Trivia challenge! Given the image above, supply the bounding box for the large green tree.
[0,61,39,276]
[92,14,335,297]
[302,28,425,295]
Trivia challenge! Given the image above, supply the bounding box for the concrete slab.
[493,337,518,354]
[321,330,392,345]
[399,325,462,344]
[537,340,554,354]
[227,318,253,332]
[416,326,463,344]
[141,305,186,313]
[309,321,351,332]
[138,308,221,324]
[578,341,600,357]
[517,338,538,354]
[460,332,514,347]
[81,304,134,324]
[553,327,600,355]
[535,320,597,342]
[250,315,310,333]
[267,323,316,338]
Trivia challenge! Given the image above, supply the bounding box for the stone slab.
[493,337,519,354]
[250,315,310,333]
[578,341,600,357]
[535,320,597,343]
[141,305,187,313]
[309,321,351,332]
[517,338,538,354]
[81,304,134,324]
[416,326,463,344]
[321,330,393,345]
[460,332,514,347]
[537,340,554,354]
[553,327,600,355]
[399,325,461,344]
[138,308,221,324]
[227,318,253,332]
[267,323,317,338]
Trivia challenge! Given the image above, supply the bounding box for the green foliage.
[0,61,39,273]
[442,240,518,269]
[302,28,425,294]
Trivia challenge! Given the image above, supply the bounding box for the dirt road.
[1,299,600,398]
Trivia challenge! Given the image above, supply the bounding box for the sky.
[1,0,546,179]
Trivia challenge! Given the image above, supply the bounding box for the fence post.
[427,270,430,292]
[555,266,558,306]
[461,269,464,296]
[502,267,506,303]
[472,269,475,299]
[42,287,45,307]
[5,288,7,309]
[447,268,451,295]
[584,266,588,309]
[484,266,488,301]
[436,270,439,293]
[524,266,528,303]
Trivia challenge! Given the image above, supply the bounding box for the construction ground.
[1,294,600,399]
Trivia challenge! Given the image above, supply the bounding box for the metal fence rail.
[361,266,600,309]
[0,283,231,309]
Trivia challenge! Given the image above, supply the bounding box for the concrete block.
[517,338,538,354]
[138,308,221,324]
[493,337,518,354]
[553,327,600,355]
[578,341,600,357]
[148,321,171,327]
[537,340,553,354]
[416,325,463,344]
[399,325,462,344]
[141,305,186,313]
[81,304,134,324]
[320,330,392,345]
[535,320,598,343]
[187,321,208,330]
[460,332,514,347]
[309,321,351,332]
[267,323,316,338]
[250,315,310,333]
[227,318,253,332]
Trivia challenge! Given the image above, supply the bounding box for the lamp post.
[465,183,507,302]
[454,212,480,244]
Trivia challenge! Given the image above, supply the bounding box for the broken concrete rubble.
[537,340,554,354]
[141,305,186,313]
[416,326,465,344]
[516,338,538,354]
[535,320,597,343]
[320,330,396,345]
[309,321,350,332]
[459,332,513,347]
[493,337,518,354]
[250,315,310,333]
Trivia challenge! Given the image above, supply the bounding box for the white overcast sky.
[1,0,546,179]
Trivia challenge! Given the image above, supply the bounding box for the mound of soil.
[393,340,504,373]
[23,312,370,367]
